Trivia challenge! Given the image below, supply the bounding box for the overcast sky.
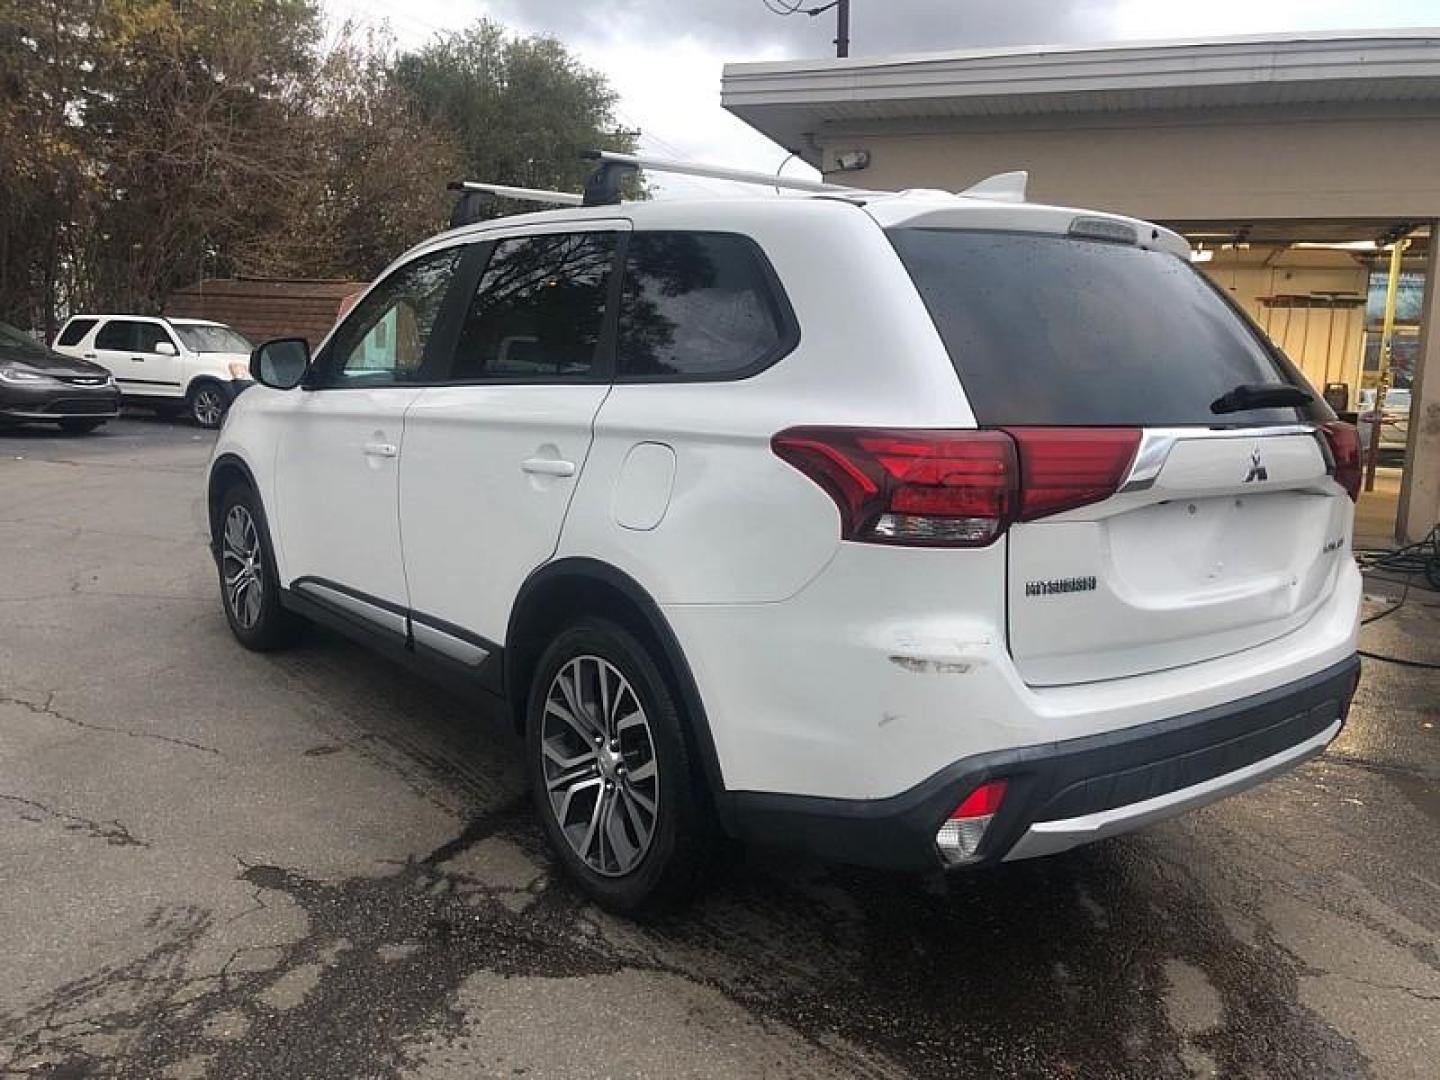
[330,0,1440,195]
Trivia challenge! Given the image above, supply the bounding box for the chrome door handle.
[363,441,399,458]
[521,457,576,477]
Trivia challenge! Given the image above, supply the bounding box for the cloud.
[330,0,1440,195]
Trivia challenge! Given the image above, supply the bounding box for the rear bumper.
[717,654,1359,871]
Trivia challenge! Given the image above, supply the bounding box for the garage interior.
[1179,219,1428,546]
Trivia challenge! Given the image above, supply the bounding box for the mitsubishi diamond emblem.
[1243,445,1268,483]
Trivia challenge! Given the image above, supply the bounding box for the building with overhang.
[723,30,1440,543]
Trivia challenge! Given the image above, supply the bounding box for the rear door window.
[616,232,793,379]
[57,319,97,347]
[450,231,618,381]
[887,228,1324,426]
[94,321,137,352]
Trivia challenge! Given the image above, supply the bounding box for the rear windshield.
[888,228,1324,426]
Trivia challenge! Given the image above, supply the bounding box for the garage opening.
[1170,219,1429,547]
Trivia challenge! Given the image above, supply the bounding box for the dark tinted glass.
[452,232,616,380]
[134,322,174,353]
[95,321,137,351]
[57,318,97,347]
[888,229,1319,426]
[617,232,787,378]
[325,247,464,386]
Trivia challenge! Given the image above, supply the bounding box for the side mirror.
[251,338,310,390]
[155,341,178,357]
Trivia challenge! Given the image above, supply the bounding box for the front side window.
[134,321,176,353]
[57,318,97,347]
[95,321,137,352]
[323,247,465,386]
[616,232,790,379]
[451,231,618,381]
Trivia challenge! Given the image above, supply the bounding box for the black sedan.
[0,321,121,433]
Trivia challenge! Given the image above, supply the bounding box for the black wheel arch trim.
[207,453,266,563]
[506,557,730,805]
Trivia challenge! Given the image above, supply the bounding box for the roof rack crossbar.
[582,149,862,196]
[446,180,584,207]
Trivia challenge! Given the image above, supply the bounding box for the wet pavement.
[1,415,1437,1079]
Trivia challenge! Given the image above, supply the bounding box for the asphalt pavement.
[1,414,1437,1079]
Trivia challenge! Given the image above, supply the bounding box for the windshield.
[888,229,1328,427]
[0,321,51,362]
[173,324,252,353]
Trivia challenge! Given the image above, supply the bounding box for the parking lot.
[1,414,1437,1079]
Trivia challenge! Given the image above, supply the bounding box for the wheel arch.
[505,557,727,799]
[207,453,262,560]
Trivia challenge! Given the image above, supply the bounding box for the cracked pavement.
[1,414,1437,1078]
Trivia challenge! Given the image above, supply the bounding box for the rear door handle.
[83,353,96,359]
[363,441,399,459]
[521,457,576,477]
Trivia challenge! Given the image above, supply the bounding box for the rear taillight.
[771,426,1139,546]
[1003,428,1141,521]
[1320,420,1362,501]
[771,428,1016,546]
[936,779,1008,865]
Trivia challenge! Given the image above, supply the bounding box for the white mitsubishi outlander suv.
[206,170,1363,915]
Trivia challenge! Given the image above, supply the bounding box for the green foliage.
[393,20,641,210]
[0,4,637,332]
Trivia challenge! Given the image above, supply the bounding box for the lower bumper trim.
[1004,717,1341,861]
[717,654,1359,871]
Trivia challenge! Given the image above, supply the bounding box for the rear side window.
[94,321,136,351]
[616,232,792,379]
[57,319,97,347]
[451,232,617,381]
[888,229,1321,426]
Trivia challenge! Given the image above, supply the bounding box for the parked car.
[206,184,1362,915]
[52,315,253,428]
[0,320,120,433]
[1356,386,1412,458]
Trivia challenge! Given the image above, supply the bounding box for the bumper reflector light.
[936,780,1008,866]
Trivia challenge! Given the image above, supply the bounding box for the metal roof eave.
[721,29,1440,157]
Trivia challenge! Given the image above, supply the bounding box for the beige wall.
[818,105,1440,221]
[814,104,1440,540]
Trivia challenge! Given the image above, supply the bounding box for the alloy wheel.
[193,388,224,428]
[221,505,264,630]
[540,655,660,877]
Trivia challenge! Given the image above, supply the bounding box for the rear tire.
[188,381,228,429]
[58,418,105,433]
[217,484,302,651]
[526,618,712,917]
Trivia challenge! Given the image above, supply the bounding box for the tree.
[0,5,640,331]
[393,20,640,206]
[254,25,462,280]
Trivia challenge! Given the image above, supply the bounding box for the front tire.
[188,381,228,429]
[217,485,301,651]
[526,619,712,917]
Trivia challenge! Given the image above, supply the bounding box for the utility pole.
[766,2,851,58]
